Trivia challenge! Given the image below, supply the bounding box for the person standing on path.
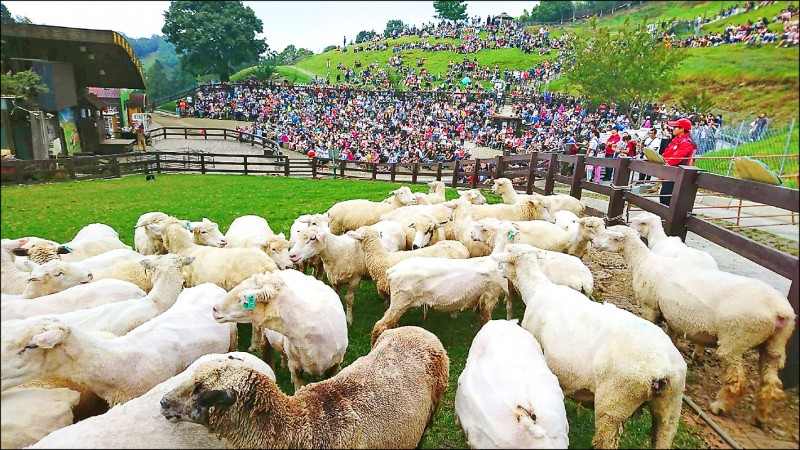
[136,124,146,152]
[659,118,697,206]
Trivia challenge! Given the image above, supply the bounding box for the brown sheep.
[160,326,450,449]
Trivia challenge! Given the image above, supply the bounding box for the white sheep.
[443,198,494,257]
[380,211,446,250]
[369,220,408,252]
[71,248,144,273]
[455,319,569,449]
[417,181,447,204]
[1,387,81,449]
[592,225,796,426]
[224,215,292,269]
[10,242,71,265]
[629,212,719,270]
[492,177,586,216]
[146,217,278,290]
[0,283,236,406]
[28,352,274,449]
[212,269,348,389]
[564,216,607,258]
[158,326,449,449]
[493,244,687,449]
[554,210,579,230]
[58,223,133,262]
[12,259,94,299]
[473,220,594,296]
[349,226,470,300]
[36,254,194,337]
[458,188,488,205]
[381,203,455,240]
[135,213,228,255]
[372,254,509,346]
[1,278,146,322]
[2,247,34,295]
[288,213,330,279]
[463,196,554,223]
[326,186,417,235]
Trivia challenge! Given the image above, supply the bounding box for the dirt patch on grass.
[584,248,800,449]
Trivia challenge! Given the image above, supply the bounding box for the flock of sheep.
[1,178,796,449]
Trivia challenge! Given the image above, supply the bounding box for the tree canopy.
[355,30,377,44]
[144,59,170,101]
[433,1,467,21]
[528,1,574,23]
[162,1,268,82]
[384,19,405,37]
[1,70,49,100]
[277,45,314,66]
[563,17,686,126]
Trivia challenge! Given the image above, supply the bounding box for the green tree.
[0,70,49,100]
[1,2,13,23]
[144,59,170,101]
[244,62,276,82]
[323,44,338,53]
[530,0,574,22]
[563,17,686,127]
[678,91,717,116]
[433,1,468,21]
[162,1,268,82]
[355,30,377,44]
[384,19,405,37]
[277,45,314,65]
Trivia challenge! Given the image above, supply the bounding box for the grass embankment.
[0,174,707,449]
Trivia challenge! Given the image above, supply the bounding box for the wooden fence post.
[371,163,377,180]
[203,129,207,140]
[781,277,799,388]
[451,160,460,187]
[495,155,504,179]
[66,158,76,180]
[570,154,586,199]
[200,154,206,174]
[243,156,249,175]
[544,153,558,195]
[111,156,121,178]
[184,128,188,139]
[155,152,161,173]
[14,160,23,184]
[251,134,255,147]
[436,163,442,181]
[663,166,701,240]
[526,152,537,194]
[606,158,632,225]
[391,163,396,182]
[339,160,347,178]
[311,157,318,179]
[412,163,419,184]
[284,157,290,177]
[471,158,481,188]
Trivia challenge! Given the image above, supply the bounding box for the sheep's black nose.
[160,397,170,409]
[412,244,419,250]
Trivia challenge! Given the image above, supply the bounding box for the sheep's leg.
[755,319,793,427]
[649,376,685,449]
[228,324,238,353]
[288,360,306,390]
[312,258,324,280]
[504,294,514,320]
[692,344,707,362]
[592,388,643,450]
[248,324,264,353]
[371,301,410,347]
[343,278,361,325]
[475,295,494,329]
[709,353,747,416]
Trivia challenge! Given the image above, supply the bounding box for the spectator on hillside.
[751,112,770,140]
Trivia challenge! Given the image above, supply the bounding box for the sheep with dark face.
[160,326,449,449]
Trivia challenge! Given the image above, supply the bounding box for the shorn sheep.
[349,226,470,300]
[455,319,569,449]
[1,387,81,449]
[593,225,796,426]
[0,283,236,405]
[146,217,277,290]
[9,259,93,299]
[29,352,274,449]
[326,186,417,234]
[57,223,133,262]
[212,269,348,389]
[629,212,719,270]
[372,254,509,346]
[492,177,586,215]
[493,244,687,449]
[224,215,293,269]
[159,326,449,449]
[288,213,330,279]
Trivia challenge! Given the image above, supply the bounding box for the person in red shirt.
[602,128,621,181]
[660,118,697,206]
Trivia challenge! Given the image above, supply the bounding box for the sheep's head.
[409,217,446,250]
[591,225,635,253]
[141,254,194,284]
[491,177,512,195]
[491,243,539,283]
[290,213,330,245]
[459,189,487,205]
[212,273,282,324]
[160,358,242,426]
[577,217,606,242]
[389,186,417,206]
[289,226,326,263]
[254,234,292,269]
[1,318,70,391]
[148,218,193,248]
[427,181,445,196]
[189,218,227,247]
[25,260,93,298]
[12,243,71,265]
[413,192,432,205]
[628,212,661,240]
[524,197,554,222]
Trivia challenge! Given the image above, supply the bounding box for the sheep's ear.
[57,246,72,254]
[11,248,29,256]
[197,389,236,408]
[491,251,511,264]
[26,276,40,283]
[146,223,163,234]
[436,221,448,228]
[408,222,416,229]
[31,323,69,349]
[276,233,286,241]
[202,218,211,223]
[252,237,267,247]
[181,256,196,266]
[345,231,363,241]
[443,201,455,209]
[609,231,625,242]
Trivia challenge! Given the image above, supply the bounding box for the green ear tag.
[507,230,516,240]
[63,245,73,253]
[185,221,192,230]
[242,294,255,310]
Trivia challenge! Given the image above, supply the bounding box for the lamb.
[349,226,470,300]
[211,269,348,389]
[1,278,146,322]
[326,186,417,235]
[289,225,368,324]
[1,387,81,449]
[468,215,570,252]
[372,254,509,346]
[27,352,274,449]
[159,326,449,449]
[381,203,455,240]
[455,319,569,449]
[492,177,586,215]
[629,212,719,270]
[0,283,237,406]
[289,213,330,279]
[463,196,554,223]
[58,223,133,262]
[37,254,194,336]
[492,244,687,449]
[554,210,579,230]
[135,213,228,255]
[564,216,607,258]
[146,217,278,290]
[417,181,447,204]
[458,188,488,205]
[10,259,94,299]
[443,198,493,257]
[225,215,292,269]
[592,225,796,426]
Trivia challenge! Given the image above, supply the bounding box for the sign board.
[131,113,150,132]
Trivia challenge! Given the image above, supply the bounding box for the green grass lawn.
[0,174,708,449]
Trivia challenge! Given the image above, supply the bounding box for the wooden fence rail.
[147,126,282,157]
[2,149,798,387]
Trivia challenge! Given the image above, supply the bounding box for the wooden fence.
[1,149,798,387]
[148,126,282,157]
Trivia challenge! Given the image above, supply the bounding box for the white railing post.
[778,118,795,176]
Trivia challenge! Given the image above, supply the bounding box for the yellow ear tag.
[242,294,255,310]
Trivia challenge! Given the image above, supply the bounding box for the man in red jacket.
[660,118,697,206]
